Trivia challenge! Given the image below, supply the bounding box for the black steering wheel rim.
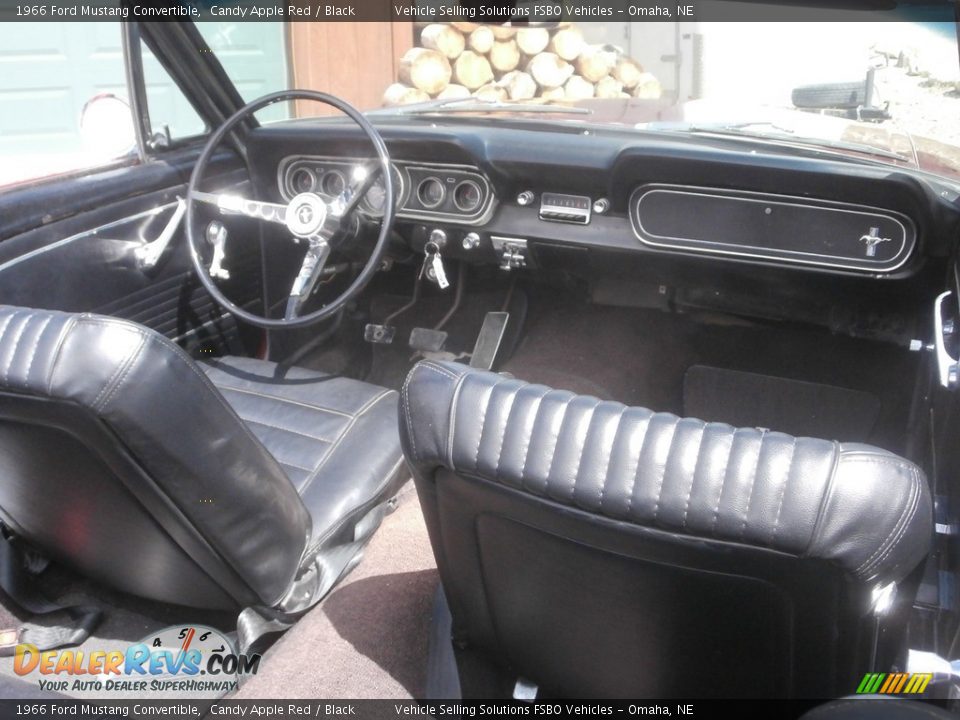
[186,89,396,329]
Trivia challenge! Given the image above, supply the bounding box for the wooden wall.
[288,21,414,114]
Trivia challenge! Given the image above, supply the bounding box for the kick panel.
[630,184,915,273]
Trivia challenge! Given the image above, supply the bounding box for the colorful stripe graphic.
[856,672,933,695]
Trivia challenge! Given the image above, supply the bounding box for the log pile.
[383,22,662,107]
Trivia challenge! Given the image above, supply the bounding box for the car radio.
[539,193,592,224]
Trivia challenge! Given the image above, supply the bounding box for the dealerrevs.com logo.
[13,625,261,698]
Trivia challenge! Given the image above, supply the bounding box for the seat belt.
[235,498,394,657]
[0,528,102,657]
[234,541,370,657]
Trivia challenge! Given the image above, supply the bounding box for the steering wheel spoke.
[192,190,288,226]
[284,239,331,321]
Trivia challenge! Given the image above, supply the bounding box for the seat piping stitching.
[21,316,53,388]
[297,389,396,498]
[771,437,797,543]
[738,429,767,540]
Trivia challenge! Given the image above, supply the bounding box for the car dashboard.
[247,116,960,344]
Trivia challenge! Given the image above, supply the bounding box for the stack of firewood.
[383,22,662,106]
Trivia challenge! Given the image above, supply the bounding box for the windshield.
[200,19,960,180]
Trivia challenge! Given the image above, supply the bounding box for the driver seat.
[0,305,406,610]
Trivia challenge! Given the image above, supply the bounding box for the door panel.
[0,20,274,358]
[0,156,263,357]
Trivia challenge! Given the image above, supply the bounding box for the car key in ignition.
[421,230,450,290]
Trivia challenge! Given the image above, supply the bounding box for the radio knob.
[517,191,535,207]
[462,232,481,250]
[592,198,610,214]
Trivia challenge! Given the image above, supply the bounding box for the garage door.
[0,21,288,158]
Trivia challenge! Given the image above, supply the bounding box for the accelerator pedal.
[469,312,510,370]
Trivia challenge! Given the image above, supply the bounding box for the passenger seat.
[399,360,933,698]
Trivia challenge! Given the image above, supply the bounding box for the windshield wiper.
[377,96,592,116]
[642,121,914,164]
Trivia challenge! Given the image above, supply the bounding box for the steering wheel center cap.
[285,193,327,238]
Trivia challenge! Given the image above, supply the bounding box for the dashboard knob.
[462,232,481,250]
[517,191,535,207]
[592,198,610,214]
[428,228,448,249]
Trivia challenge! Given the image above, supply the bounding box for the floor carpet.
[499,295,918,454]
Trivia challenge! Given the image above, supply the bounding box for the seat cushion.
[203,356,405,551]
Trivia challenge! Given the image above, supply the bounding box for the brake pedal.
[409,327,448,353]
[364,324,397,344]
[469,312,510,370]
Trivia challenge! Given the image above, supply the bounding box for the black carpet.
[684,365,881,442]
[498,294,917,453]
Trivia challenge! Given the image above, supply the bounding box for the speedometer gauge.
[365,182,387,213]
[363,165,403,214]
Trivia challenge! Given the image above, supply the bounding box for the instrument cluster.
[278,155,494,225]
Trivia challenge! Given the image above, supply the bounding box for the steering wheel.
[186,90,396,328]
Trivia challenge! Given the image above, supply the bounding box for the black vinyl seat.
[0,305,405,610]
[400,360,934,698]
[201,356,405,553]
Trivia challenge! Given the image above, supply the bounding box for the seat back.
[400,361,933,698]
[0,306,310,609]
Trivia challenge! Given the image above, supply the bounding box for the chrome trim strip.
[0,201,179,274]
[629,184,915,274]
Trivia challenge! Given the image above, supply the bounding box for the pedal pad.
[469,312,509,370]
[409,327,448,353]
[364,323,396,344]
